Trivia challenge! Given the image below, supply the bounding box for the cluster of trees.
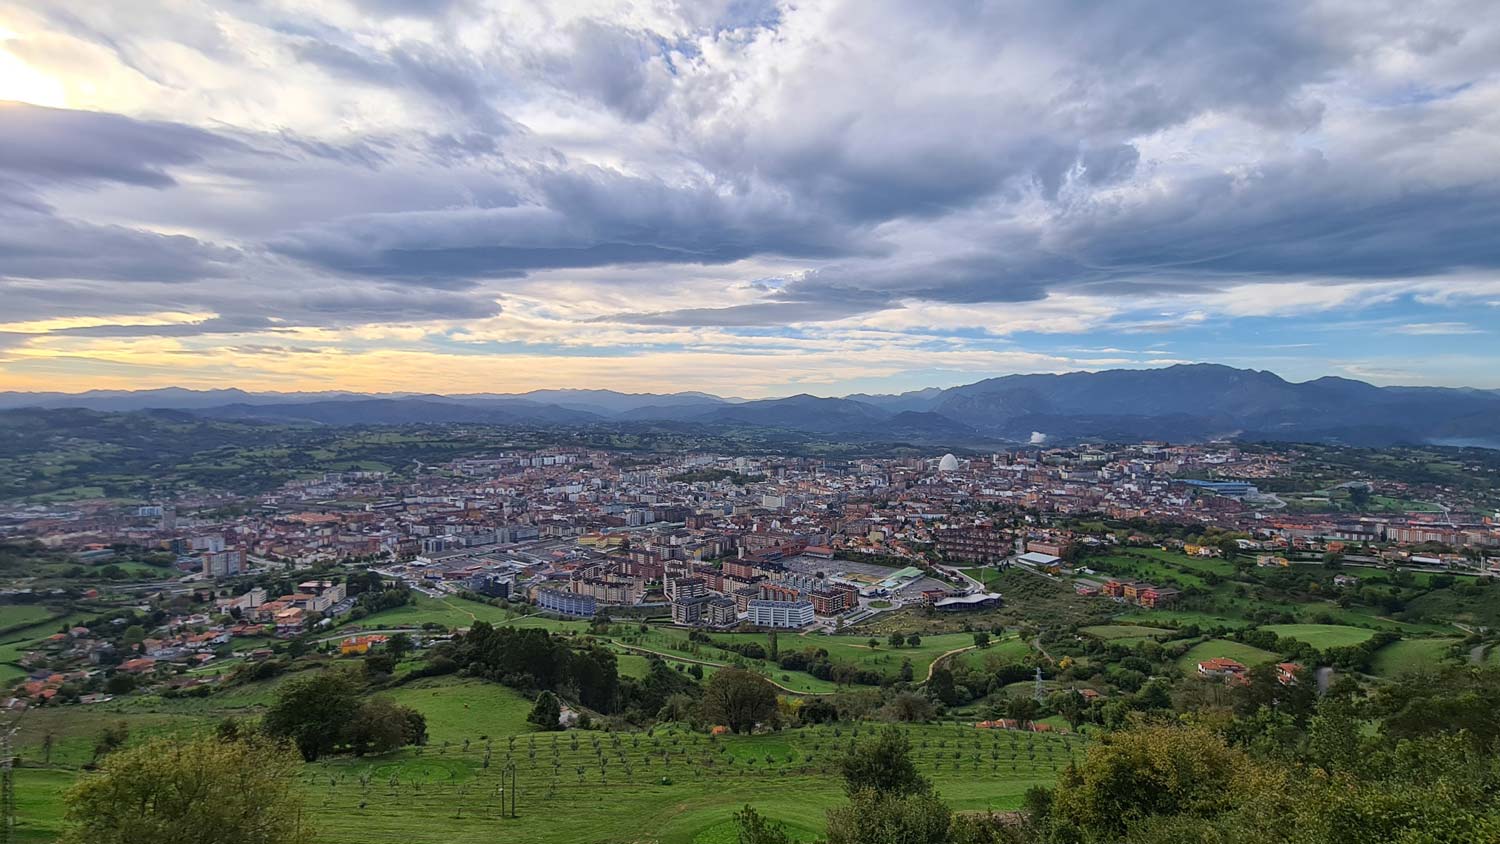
[665,468,764,485]
[262,670,426,760]
[737,726,1012,844]
[1033,674,1500,842]
[684,630,897,687]
[884,632,924,648]
[61,733,316,844]
[1232,626,1399,672]
[729,667,1500,843]
[437,622,624,712]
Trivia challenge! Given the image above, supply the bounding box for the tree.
[61,735,315,844]
[1048,724,1257,841]
[345,696,422,756]
[972,631,991,648]
[387,632,413,659]
[262,669,362,761]
[867,637,880,650]
[906,633,921,648]
[888,632,905,648]
[928,666,959,706]
[825,788,951,844]
[700,667,778,734]
[91,721,129,763]
[880,692,934,723]
[840,726,929,798]
[733,804,793,844]
[528,690,563,731]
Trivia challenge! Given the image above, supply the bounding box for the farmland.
[1175,640,1281,675]
[1260,624,1377,649]
[1368,638,1463,678]
[8,699,1082,844]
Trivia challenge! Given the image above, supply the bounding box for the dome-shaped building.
[937,453,960,472]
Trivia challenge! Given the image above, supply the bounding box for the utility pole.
[1033,665,1045,703]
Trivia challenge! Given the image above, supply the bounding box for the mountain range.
[5,364,1500,448]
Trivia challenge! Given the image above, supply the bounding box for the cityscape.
[3,0,1500,842]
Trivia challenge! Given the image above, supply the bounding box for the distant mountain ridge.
[5,364,1500,448]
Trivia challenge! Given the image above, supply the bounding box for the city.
[4,0,1500,841]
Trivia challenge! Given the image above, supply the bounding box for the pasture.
[1175,640,1281,674]
[1079,625,1173,641]
[1260,624,1376,649]
[1368,637,1461,678]
[8,707,1082,844]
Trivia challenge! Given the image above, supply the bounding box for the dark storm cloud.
[288,38,514,134]
[0,205,241,283]
[7,0,1500,345]
[47,315,283,338]
[271,165,871,283]
[0,102,242,188]
[607,289,897,326]
[680,157,1500,326]
[690,0,1340,224]
[539,19,671,122]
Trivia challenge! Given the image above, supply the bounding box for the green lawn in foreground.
[1175,640,1281,675]
[1368,638,1461,678]
[1261,623,1376,649]
[13,719,1083,844]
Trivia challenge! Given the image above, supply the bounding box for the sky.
[1,0,1499,398]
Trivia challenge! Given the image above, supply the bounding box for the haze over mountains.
[4,364,1500,448]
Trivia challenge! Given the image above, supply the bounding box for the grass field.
[0,606,61,633]
[339,595,526,631]
[382,678,538,744]
[1175,640,1281,675]
[954,637,1033,670]
[1113,609,1252,629]
[1079,625,1173,641]
[603,628,979,694]
[1261,624,1377,649]
[8,708,1083,844]
[1368,638,1461,678]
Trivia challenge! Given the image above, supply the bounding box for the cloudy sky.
[1,0,1498,397]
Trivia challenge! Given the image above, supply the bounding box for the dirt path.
[924,644,979,682]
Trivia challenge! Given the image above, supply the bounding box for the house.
[340,634,389,655]
[118,657,158,674]
[1137,586,1180,608]
[1276,662,1302,686]
[273,608,305,638]
[1257,554,1291,568]
[1196,657,1246,679]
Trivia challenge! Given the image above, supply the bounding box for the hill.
[6,364,1500,447]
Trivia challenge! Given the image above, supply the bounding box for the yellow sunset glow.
[0,38,65,108]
